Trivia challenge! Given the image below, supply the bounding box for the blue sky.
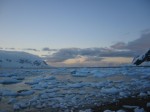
[0,0,150,66]
[0,0,150,49]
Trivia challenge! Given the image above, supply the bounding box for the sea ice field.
[0,67,150,112]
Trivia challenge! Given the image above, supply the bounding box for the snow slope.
[0,50,49,68]
[132,49,150,65]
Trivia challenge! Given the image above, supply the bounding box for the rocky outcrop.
[132,49,150,65]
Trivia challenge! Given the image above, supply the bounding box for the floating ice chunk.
[29,96,39,105]
[2,90,18,96]
[0,73,14,77]
[72,71,89,77]
[14,101,29,110]
[146,102,150,107]
[79,109,92,112]
[45,88,59,93]
[48,92,58,98]
[119,92,130,98]
[39,82,49,88]
[103,110,115,112]
[18,102,29,109]
[101,87,119,94]
[31,85,44,90]
[92,71,106,77]
[134,107,145,112]
[116,110,126,112]
[90,82,106,88]
[18,90,34,96]
[138,92,147,97]
[25,81,39,85]
[40,93,49,99]
[11,76,24,80]
[8,98,17,104]
[13,104,20,110]
[44,76,56,80]
[147,91,150,95]
[35,104,44,109]
[0,78,21,84]
[123,105,139,109]
[71,68,91,77]
[25,77,44,85]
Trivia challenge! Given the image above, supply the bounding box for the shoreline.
[92,96,150,112]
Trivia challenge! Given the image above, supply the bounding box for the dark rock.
[132,49,150,65]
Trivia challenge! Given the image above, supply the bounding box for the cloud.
[111,32,150,52]
[45,32,150,66]
[45,48,79,62]
[111,42,126,49]
[42,47,57,51]
[126,33,150,51]
[44,47,134,63]
[5,48,15,50]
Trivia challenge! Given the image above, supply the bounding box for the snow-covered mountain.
[132,49,150,65]
[0,50,49,68]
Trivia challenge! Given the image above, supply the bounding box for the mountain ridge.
[0,50,49,68]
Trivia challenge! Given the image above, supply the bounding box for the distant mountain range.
[0,50,49,68]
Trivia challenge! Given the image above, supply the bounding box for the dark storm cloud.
[45,48,134,62]
[111,32,150,51]
[42,47,57,51]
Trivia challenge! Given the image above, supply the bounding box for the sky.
[0,0,150,67]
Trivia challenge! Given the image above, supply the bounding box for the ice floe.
[134,107,145,112]
[146,102,150,107]
[0,67,150,111]
[0,78,21,84]
[101,87,120,95]
[18,90,34,96]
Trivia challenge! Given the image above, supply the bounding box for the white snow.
[0,50,49,68]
